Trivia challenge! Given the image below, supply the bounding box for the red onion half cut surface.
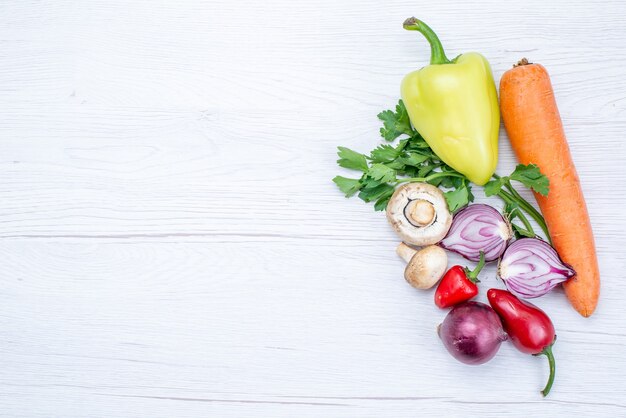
[498,238,576,299]
[440,204,512,262]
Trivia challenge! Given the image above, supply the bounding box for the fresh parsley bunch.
[333,100,552,242]
[333,100,474,213]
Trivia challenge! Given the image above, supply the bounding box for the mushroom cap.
[386,183,453,246]
[404,245,448,289]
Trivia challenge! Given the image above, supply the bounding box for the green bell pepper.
[400,17,500,185]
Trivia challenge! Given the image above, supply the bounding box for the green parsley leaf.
[377,100,413,141]
[367,163,396,183]
[427,176,444,187]
[374,189,395,211]
[437,174,462,189]
[370,144,400,163]
[510,164,550,196]
[467,184,475,203]
[444,184,471,213]
[402,152,430,167]
[335,100,474,211]
[397,138,409,151]
[418,163,437,178]
[385,158,406,171]
[406,133,431,149]
[401,165,420,178]
[332,176,362,197]
[358,183,395,203]
[484,177,506,197]
[360,175,382,189]
[337,146,369,172]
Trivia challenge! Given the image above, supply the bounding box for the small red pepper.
[487,288,557,396]
[434,251,485,308]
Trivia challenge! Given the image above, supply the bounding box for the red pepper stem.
[540,344,556,397]
[466,251,486,282]
[402,17,451,65]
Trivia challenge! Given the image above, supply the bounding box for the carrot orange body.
[499,61,599,317]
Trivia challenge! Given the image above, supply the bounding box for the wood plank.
[1,0,625,416]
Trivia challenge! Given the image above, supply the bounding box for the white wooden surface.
[1,0,625,416]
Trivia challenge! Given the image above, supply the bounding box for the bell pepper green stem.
[467,251,486,282]
[403,17,451,65]
[395,171,466,184]
[540,344,556,397]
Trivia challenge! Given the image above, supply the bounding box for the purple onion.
[438,301,507,365]
[498,238,576,299]
[440,204,512,262]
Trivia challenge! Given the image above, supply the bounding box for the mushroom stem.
[396,242,419,263]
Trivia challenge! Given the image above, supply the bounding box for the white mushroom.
[386,183,453,246]
[396,243,448,289]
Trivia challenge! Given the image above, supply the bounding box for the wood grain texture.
[1,0,625,416]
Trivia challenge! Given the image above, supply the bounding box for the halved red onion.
[498,238,576,299]
[439,204,512,262]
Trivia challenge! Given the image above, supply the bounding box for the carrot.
[499,59,600,317]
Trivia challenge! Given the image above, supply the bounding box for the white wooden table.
[2,1,625,416]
